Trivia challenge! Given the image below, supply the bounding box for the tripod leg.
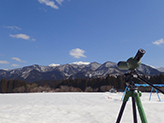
[116,101,127,123]
[116,91,131,123]
[132,97,137,123]
[134,92,148,123]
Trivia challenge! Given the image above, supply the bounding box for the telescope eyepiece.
[134,49,146,61]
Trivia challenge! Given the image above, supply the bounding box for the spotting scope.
[117,49,146,70]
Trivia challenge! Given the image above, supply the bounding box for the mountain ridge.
[0,61,163,82]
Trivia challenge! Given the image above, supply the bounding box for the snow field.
[0,92,164,123]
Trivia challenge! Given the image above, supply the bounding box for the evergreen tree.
[0,79,8,93]
[7,80,14,93]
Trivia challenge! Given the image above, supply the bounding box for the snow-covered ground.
[0,92,164,123]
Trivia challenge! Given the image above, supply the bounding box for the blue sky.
[1,0,164,69]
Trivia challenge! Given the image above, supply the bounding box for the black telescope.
[117,49,146,70]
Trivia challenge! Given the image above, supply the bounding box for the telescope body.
[117,49,145,70]
[117,61,128,70]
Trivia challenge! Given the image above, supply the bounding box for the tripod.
[116,70,164,123]
[116,88,147,123]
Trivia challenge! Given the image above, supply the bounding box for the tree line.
[0,79,52,93]
[1,74,164,93]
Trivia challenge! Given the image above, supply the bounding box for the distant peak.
[49,63,60,67]
[32,64,40,67]
[146,64,156,69]
[71,61,90,65]
[2,69,9,71]
[90,62,101,64]
[105,61,116,64]
[101,61,117,68]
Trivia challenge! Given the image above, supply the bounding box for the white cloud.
[49,63,60,67]
[10,34,30,40]
[9,34,36,41]
[152,38,164,46]
[71,61,90,65]
[6,25,22,30]
[56,0,64,5]
[0,61,10,64]
[11,64,20,67]
[38,0,59,9]
[12,57,26,63]
[69,48,86,58]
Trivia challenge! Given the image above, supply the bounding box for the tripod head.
[124,70,138,90]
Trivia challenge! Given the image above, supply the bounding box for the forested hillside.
[1,74,164,93]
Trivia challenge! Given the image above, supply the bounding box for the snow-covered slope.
[0,92,164,123]
[137,64,162,75]
[157,67,164,72]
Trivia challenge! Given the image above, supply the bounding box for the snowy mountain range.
[0,61,163,82]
